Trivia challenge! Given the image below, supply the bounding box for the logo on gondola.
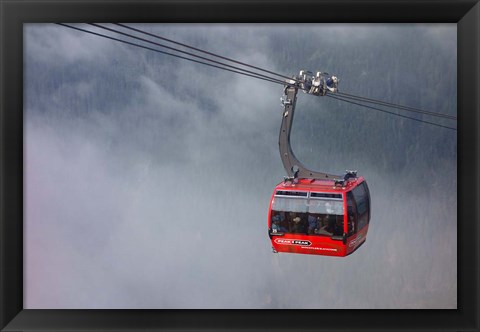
[348,234,363,248]
[274,238,312,246]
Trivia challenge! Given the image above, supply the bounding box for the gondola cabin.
[268,177,371,257]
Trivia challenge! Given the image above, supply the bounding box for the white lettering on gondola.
[301,246,338,251]
[274,238,311,246]
[348,234,363,248]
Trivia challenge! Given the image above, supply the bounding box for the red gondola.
[268,71,371,257]
[268,177,371,257]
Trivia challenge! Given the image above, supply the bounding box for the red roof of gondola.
[274,176,365,193]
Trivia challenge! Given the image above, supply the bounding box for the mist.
[24,23,457,308]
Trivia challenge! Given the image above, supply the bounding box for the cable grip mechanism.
[279,70,357,184]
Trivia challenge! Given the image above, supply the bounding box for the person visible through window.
[307,215,317,235]
[348,214,355,236]
[314,216,332,236]
[332,216,344,236]
[271,214,287,233]
[292,216,306,234]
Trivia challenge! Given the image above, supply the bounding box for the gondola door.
[345,181,371,255]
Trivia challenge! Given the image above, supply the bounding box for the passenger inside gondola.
[347,214,355,236]
[307,215,317,234]
[314,216,332,236]
[272,209,345,237]
[271,213,288,233]
[291,216,307,234]
[332,216,344,236]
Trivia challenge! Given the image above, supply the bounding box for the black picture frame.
[1,0,478,331]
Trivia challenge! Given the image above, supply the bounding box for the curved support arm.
[279,85,341,181]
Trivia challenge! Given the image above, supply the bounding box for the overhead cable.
[112,23,457,123]
[56,23,457,132]
[326,94,457,131]
[56,23,286,86]
[337,91,456,120]
[113,23,298,83]
[88,23,287,86]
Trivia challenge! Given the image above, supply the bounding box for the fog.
[24,24,457,308]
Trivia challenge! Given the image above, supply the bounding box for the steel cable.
[88,23,288,86]
[113,23,456,122]
[337,91,456,120]
[56,23,287,87]
[326,94,457,131]
[56,23,457,132]
[114,23,298,83]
